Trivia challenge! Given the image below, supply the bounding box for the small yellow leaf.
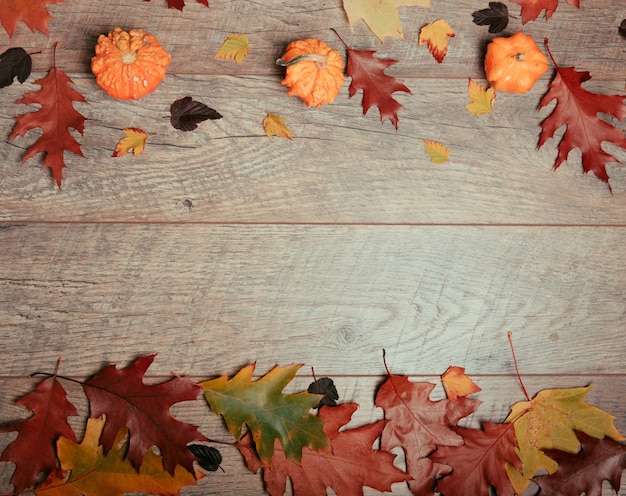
[215,34,249,64]
[419,19,455,63]
[441,366,481,401]
[466,78,496,116]
[423,140,450,164]
[112,128,148,157]
[263,112,293,140]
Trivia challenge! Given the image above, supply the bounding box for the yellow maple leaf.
[419,19,455,63]
[215,34,249,64]
[112,128,148,157]
[423,140,450,164]
[35,416,197,495]
[262,112,292,139]
[342,0,431,42]
[441,366,481,401]
[466,78,495,116]
[504,385,625,494]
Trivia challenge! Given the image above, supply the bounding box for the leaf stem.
[507,331,530,401]
[543,37,558,68]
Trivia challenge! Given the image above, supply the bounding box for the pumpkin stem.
[276,53,328,69]
[514,52,525,62]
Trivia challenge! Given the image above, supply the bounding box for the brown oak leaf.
[239,403,410,496]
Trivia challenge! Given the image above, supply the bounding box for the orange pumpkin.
[277,39,344,107]
[484,32,548,94]
[92,27,171,100]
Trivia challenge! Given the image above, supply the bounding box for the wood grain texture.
[1,224,624,377]
[1,75,625,223]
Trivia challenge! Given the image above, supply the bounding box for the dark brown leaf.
[0,47,31,87]
[472,2,509,33]
[307,377,339,408]
[170,96,222,131]
[188,444,222,472]
[619,19,626,38]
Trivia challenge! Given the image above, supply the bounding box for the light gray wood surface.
[0,0,624,494]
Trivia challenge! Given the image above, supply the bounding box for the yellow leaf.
[112,128,148,157]
[35,416,197,496]
[215,34,249,64]
[504,385,625,494]
[423,140,450,164]
[419,19,455,63]
[263,112,292,139]
[441,366,481,401]
[342,0,430,42]
[466,78,495,116]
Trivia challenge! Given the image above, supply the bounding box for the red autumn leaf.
[239,403,410,496]
[81,354,206,475]
[509,0,579,24]
[0,372,78,493]
[375,374,481,495]
[533,431,626,495]
[538,39,626,188]
[0,0,63,37]
[144,0,208,11]
[9,57,86,188]
[431,422,522,496]
[346,47,411,129]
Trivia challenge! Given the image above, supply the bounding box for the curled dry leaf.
[262,112,292,139]
[215,34,249,63]
[170,96,223,131]
[0,47,32,87]
[112,128,148,157]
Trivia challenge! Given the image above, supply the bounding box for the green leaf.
[201,363,329,464]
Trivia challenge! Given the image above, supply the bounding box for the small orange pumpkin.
[277,39,344,108]
[484,32,548,94]
[92,27,171,100]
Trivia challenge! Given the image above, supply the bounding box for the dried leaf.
[342,0,430,41]
[307,377,339,408]
[112,128,148,157]
[466,78,495,116]
[510,0,579,24]
[188,444,222,472]
[538,41,626,188]
[441,366,481,401]
[0,47,32,87]
[472,2,509,33]
[0,0,63,37]
[143,0,209,11]
[215,34,249,63]
[201,363,329,464]
[262,112,292,139]
[346,48,411,129]
[82,354,206,475]
[423,140,450,164]
[170,96,222,131]
[9,61,86,187]
[239,404,410,496]
[419,19,455,63]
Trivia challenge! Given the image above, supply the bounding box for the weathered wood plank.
[1,375,625,495]
[1,0,624,80]
[1,76,625,223]
[1,224,624,377]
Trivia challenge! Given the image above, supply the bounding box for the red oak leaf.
[538,40,626,188]
[0,371,78,493]
[509,0,579,24]
[144,0,208,11]
[0,0,63,37]
[375,374,481,495]
[81,354,206,475]
[239,403,410,496]
[533,431,626,496]
[9,58,86,188]
[431,422,522,496]
[346,48,411,129]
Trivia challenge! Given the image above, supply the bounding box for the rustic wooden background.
[0,0,625,494]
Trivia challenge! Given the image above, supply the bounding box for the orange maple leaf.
[419,19,455,63]
[0,0,64,37]
[441,366,481,401]
[112,128,148,157]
